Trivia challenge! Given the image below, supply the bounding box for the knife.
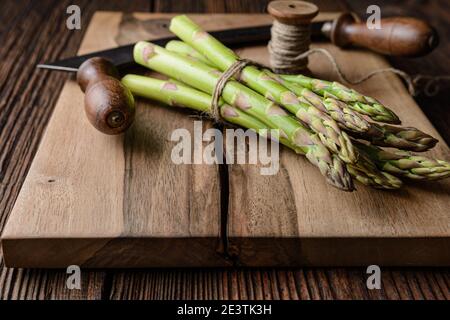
[38,25,275,135]
[37,13,438,134]
[38,13,438,72]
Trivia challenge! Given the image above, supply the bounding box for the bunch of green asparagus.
[121,15,450,191]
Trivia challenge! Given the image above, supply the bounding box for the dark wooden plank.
[1,0,449,300]
[108,267,450,300]
[0,0,150,299]
[109,268,445,300]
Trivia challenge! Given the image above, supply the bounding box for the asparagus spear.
[122,74,354,190]
[225,108,403,189]
[170,77,410,188]
[265,71,370,133]
[165,77,406,189]
[280,74,401,124]
[355,142,450,180]
[165,40,439,153]
[165,40,370,134]
[222,113,403,189]
[280,74,365,103]
[134,41,316,150]
[123,74,407,189]
[166,40,214,67]
[169,15,356,164]
[354,124,439,152]
[346,158,403,189]
[278,69,438,151]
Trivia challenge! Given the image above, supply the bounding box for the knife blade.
[37,24,273,72]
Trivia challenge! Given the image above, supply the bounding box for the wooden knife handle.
[330,13,439,57]
[77,57,135,135]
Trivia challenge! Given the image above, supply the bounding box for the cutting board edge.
[3,12,449,268]
[228,236,450,267]
[1,236,231,268]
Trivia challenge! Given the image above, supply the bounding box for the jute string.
[268,20,311,73]
[286,47,450,96]
[210,59,267,122]
[268,20,450,96]
[207,32,448,121]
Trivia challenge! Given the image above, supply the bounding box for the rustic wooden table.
[0,0,448,300]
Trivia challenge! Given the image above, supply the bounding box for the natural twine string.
[268,20,311,73]
[209,28,448,119]
[292,48,450,96]
[210,59,267,122]
[267,19,450,97]
[268,18,449,96]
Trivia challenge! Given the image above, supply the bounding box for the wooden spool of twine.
[268,0,319,74]
[267,1,449,96]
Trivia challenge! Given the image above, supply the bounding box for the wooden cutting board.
[1,12,449,268]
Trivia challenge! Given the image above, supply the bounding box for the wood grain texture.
[0,0,150,299]
[107,267,450,300]
[0,0,449,300]
[1,11,225,268]
[228,40,450,266]
[5,10,448,268]
[112,0,448,298]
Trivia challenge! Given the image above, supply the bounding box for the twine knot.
[211,59,268,122]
